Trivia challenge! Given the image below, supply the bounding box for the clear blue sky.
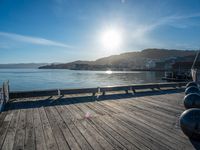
[1,0,200,63]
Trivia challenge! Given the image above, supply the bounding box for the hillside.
[39,49,197,71]
[0,63,48,69]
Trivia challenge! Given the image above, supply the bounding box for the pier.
[0,82,200,149]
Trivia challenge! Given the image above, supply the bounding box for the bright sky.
[1,0,200,63]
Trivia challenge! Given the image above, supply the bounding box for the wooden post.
[3,82,6,104]
[5,80,9,102]
[92,92,96,96]
[131,87,135,94]
[5,81,9,103]
[125,90,129,94]
[0,80,10,111]
[57,89,61,96]
[0,87,3,111]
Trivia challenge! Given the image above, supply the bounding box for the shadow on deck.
[5,88,184,111]
[190,139,200,150]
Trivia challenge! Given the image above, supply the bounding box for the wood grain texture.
[0,90,198,150]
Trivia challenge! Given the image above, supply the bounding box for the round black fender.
[180,108,200,140]
[186,82,198,88]
[184,93,200,109]
[185,86,200,95]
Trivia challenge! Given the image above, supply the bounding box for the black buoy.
[186,82,198,88]
[184,93,200,109]
[185,86,200,95]
[180,108,200,140]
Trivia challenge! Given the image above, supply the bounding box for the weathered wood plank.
[125,110,188,143]
[12,109,26,150]
[110,114,171,150]
[108,114,173,150]
[75,103,98,118]
[0,111,9,127]
[1,90,197,150]
[44,107,70,150]
[39,107,59,150]
[127,109,186,139]
[101,96,186,139]
[143,96,184,110]
[0,111,13,146]
[24,108,35,150]
[102,99,174,125]
[117,113,193,149]
[50,106,81,150]
[100,116,151,150]
[57,105,93,150]
[72,104,116,150]
[91,118,138,149]
[85,102,109,116]
[66,105,105,150]
[115,98,180,118]
[137,97,181,114]
[99,98,193,149]
[86,119,127,150]
[33,108,47,150]
[1,110,19,150]
[74,120,104,150]
[66,104,83,120]
[104,98,176,123]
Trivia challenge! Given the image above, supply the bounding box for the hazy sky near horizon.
[1,0,200,63]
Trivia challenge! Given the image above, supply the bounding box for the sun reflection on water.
[105,70,112,74]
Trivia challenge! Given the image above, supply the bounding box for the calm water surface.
[0,69,165,91]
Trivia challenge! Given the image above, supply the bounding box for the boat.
[162,71,192,82]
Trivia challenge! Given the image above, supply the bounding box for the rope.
[192,50,200,69]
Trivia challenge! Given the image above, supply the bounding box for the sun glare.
[106,70,113,74]
[100,28,122,50]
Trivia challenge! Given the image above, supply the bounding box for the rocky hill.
[39,49,197,71]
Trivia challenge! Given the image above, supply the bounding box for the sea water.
[0,69,164,91]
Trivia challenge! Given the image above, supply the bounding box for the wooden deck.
[0,89,200,150]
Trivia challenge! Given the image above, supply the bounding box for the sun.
[100,28,122,50]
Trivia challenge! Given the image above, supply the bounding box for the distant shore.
[38,67,190,72]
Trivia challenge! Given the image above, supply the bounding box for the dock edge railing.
[9,82,187,99]
[0,81,10,111]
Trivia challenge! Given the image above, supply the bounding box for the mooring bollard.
[186,82,198,88]
[185,86,200,95]
[184,93,200,109]
[180,108,200,140]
